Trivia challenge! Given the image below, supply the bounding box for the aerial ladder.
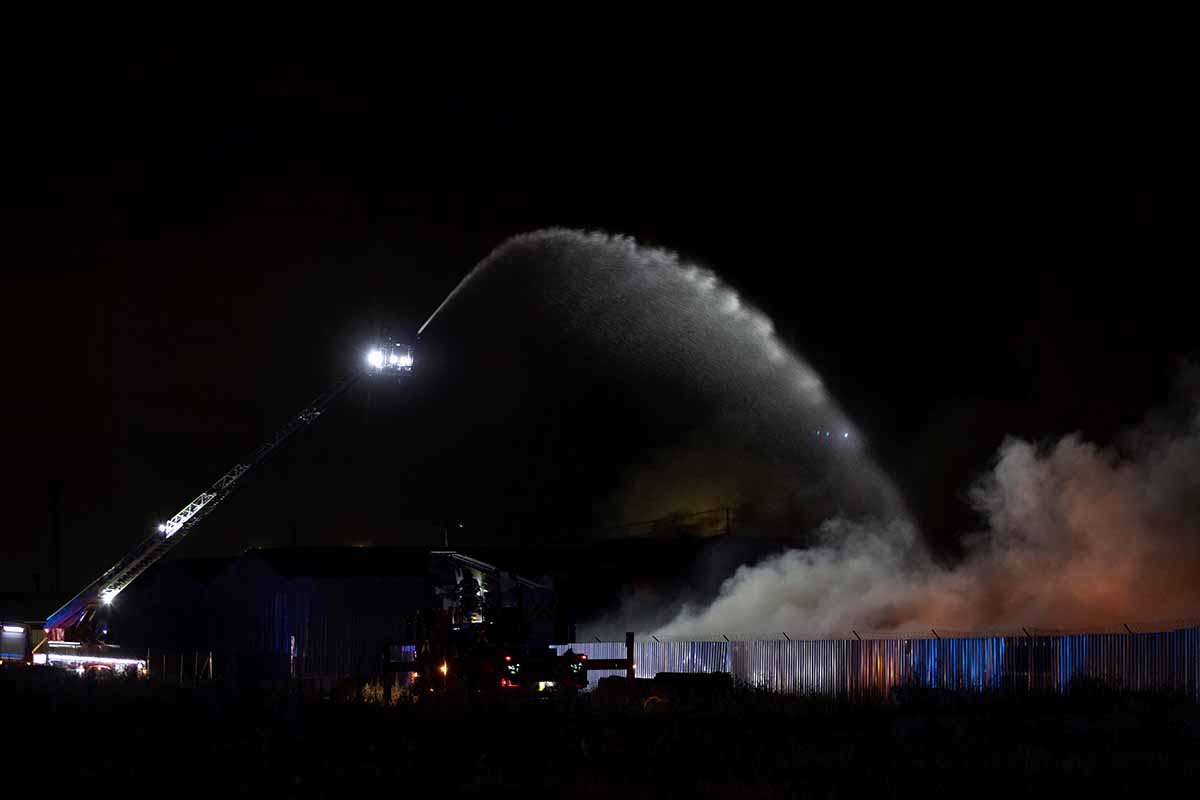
[42,338,414,652]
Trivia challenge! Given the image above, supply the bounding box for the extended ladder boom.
[45,370,364,636]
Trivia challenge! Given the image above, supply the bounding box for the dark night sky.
[2,47,1195,595]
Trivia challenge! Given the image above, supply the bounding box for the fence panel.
[557,624,1200,698]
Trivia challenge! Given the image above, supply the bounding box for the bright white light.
[537,681,556,691]
[398,353,413,368]
[367,349,384,369]
[100,590,117,605]
[388,353,400,365]
[32,653,47,665]
[843,432,849,439]
[47,653,146,669]
[157,523,168,533]
[3,625,24,634]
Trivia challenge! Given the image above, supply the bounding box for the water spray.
[411,228,902,524]
[417,266,481,337]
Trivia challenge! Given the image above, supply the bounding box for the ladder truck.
[36,338,414,673]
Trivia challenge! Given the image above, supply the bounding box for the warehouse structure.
[115,546,568,680]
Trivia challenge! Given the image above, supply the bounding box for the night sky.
[3,48,1194,597]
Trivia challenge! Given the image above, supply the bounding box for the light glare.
[47,653,146,669]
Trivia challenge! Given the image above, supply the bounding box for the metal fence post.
[626,631,635,690]
[1022,628,1033,691]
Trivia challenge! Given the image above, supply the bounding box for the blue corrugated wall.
[558,625,1200,698]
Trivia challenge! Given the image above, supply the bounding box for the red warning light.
[504,655,512,662]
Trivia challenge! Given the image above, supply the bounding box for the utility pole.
[443,521,462,549]
[49,481,62,593]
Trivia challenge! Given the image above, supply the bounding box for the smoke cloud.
[435,229,1197,634]
[658,376,1200,636]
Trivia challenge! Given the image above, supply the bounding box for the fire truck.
[384,552,591,697]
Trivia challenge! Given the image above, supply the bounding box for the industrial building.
[111,546,569,680]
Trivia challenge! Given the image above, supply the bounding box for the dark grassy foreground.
[4,668,1199,798]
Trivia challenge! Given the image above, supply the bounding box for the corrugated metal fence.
[557,623,1200,699]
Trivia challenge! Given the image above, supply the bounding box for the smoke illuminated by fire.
[658,377,1200,635]
[431,229,1198,635]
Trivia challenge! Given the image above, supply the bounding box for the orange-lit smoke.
[658,377,1200,636]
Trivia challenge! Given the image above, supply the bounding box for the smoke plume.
[658,376,1200,636]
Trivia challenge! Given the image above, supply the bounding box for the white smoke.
[658,380,1200,636]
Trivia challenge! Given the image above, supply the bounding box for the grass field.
[4,668,1199,797]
